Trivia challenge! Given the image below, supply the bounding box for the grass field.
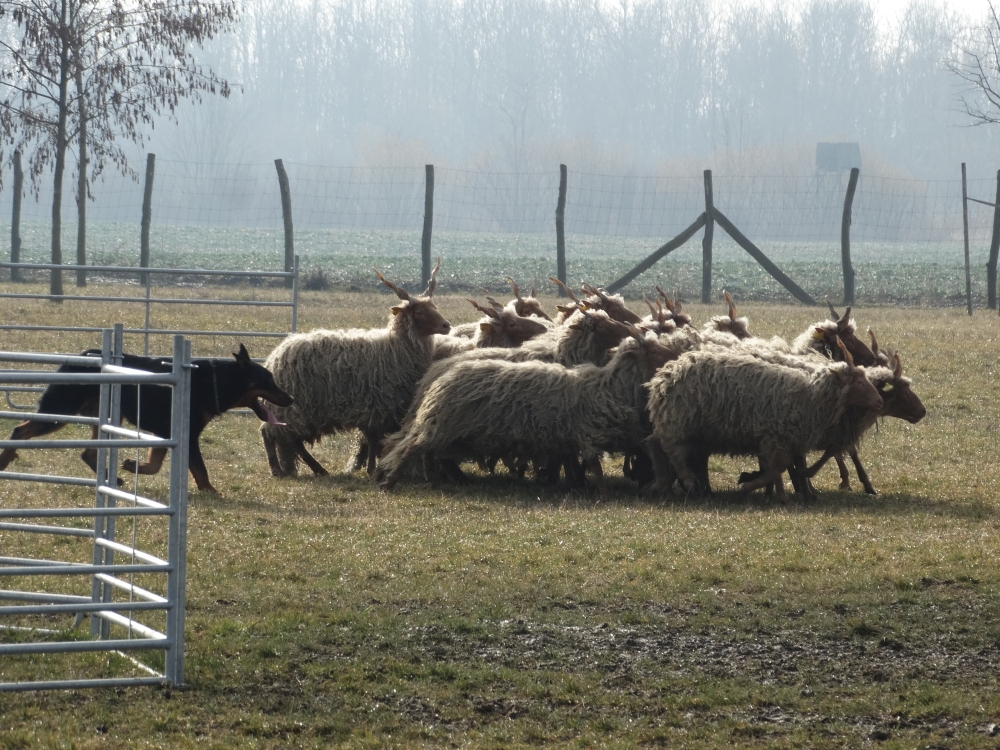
[1,284,1000,748]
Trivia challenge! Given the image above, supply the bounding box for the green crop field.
[1,220,991,306]
[1,283,999,748]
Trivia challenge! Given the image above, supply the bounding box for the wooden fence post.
[605,213,707,294]
[556,164,567,297]
[275,159,294,289]
[988,169,1000,311]
[140,153,155,286]
[10,150,22,282]
[841,167,859,305]
[421,164,434,289]
[962,163,973,317]
[701,169,714,304]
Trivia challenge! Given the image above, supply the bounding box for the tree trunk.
[75,62,87,287]
[50,0,70,298]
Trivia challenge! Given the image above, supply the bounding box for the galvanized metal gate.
[0,326,192,690]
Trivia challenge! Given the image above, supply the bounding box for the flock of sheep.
[259,259,926,500]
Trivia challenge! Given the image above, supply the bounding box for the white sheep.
[646,341,883,501]
[260,261,450,478]
[374,329,678,490]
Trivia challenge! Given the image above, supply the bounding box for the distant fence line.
[5,157,1000,308]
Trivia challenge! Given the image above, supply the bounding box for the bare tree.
[949,1,1000,126]
[0,0,237,294]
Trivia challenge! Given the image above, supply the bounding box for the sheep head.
[376,265,451,337]
[580,282,643,324]
[570,309,630,352]
[509,277,552,321]
[870,349,926,424]
[814,312,876,366]
[834,336,883,412]
[624,323,678,373]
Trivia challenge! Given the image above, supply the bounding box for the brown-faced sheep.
[646,342,883,501]
[260,261,450,478]
[432,298,549,361]
[374,329,678,490]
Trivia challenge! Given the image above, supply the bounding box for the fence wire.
[2,161,998,305]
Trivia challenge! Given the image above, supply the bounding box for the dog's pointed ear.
[233,343,252,365]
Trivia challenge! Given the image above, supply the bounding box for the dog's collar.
[210,361,221,416]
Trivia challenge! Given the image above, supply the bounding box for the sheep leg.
[344,434,368,473]
[295,440,329,476]
[439,458,467,483]
[362,430,381,476]
[848,448,877,495]
[644,437,677,494]
[740,450,791,502]
[662,442,706,495]
[261,425,285,477]
[833,453,852,489]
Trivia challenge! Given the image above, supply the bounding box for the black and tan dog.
[0,344,293,493]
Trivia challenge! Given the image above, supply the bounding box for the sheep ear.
[480,322,492,333]
[624,322,643,341]
[390,305,404,316]
[555,304,573,313]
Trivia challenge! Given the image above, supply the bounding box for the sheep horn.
[827,299,840,322]
[374,268,410,301]
[624,322,644,341]
[468,298,500,320]
[530,286,537,298]
[867,327,879,357]
[507,277,523,300]
[655,286,675,313]
[892,352,902,379]
[549,277,579,302]
[642,293,658,316]
[484,295,506,314]
[723,290,737,321]
[423,257,441,297]
[838,306,851,326]
[835,336,855,368]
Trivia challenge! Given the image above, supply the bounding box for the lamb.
[374,328,678,490]
[646,341,883,501]
[260,260,450,478]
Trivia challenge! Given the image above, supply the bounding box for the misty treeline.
[152,0,1000,179]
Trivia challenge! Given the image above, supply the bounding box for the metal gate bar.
[0,327,191,691]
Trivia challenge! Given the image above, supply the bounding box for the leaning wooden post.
[275,159,294,289]
[841,167,859,305]
[421,164,434,289]
[701,169,714,304]
[987,169,1000,311]
[962,162,973,317]
[556,164,568,297]
[140,153,155,286]
[10,150,22,282]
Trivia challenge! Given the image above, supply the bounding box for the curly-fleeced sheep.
[260,261,450,478]
[646,343,883,501]
[374,329,678,490]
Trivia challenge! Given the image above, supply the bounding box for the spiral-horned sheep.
[432,298,550,360]
[646,342,883,501]
[374,329,678,490]
[802,330,925,494]
[260,261,450,478]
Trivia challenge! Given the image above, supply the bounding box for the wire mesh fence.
[2,159,998,306]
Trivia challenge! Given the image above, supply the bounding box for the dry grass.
[2,283,1000,748]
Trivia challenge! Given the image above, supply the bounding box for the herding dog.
[0,344,293,494]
